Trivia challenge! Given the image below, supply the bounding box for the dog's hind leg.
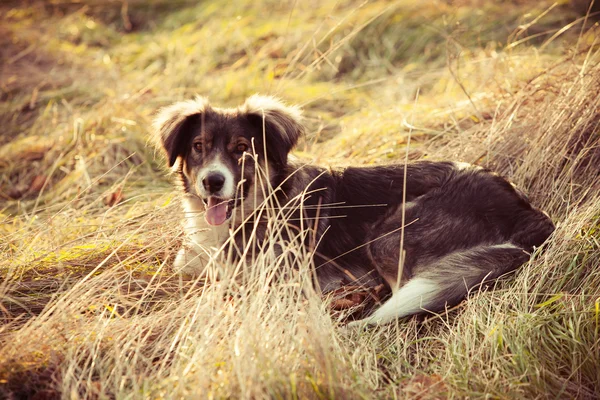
[348,243,530,327]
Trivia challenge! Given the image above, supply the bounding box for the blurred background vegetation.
[1,0,589,207]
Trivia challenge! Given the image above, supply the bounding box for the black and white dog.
[153,95,555,325]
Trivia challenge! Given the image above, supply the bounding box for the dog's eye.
[236,143,248,153]
[193,142,203,152]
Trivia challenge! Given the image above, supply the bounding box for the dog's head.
[153,95,303,226]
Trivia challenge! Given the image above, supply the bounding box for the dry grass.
[1,0,600,398]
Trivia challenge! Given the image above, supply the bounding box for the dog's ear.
[152,96,210,167]
[242,95,304,166]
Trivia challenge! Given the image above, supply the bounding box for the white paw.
[173,247,208,277]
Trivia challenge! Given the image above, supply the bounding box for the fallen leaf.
[29,175,48,193]
[104,188,124,207]
[329,284,386,310]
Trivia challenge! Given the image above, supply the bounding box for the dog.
[152,95,555,326]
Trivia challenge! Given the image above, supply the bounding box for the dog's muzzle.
[198,172,234,226]
[204,197,233,226]
[202,172,225,194]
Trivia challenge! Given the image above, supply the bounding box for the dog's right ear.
[152,96,211,167]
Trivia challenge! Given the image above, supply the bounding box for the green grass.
[1,0,600,398]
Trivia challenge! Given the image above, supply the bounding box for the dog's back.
[336,162,555,326]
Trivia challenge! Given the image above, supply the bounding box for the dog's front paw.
[173,247,208,277]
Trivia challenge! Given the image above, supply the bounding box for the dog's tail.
[349,243,530,327]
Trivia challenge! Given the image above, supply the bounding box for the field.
[1,0,600,398]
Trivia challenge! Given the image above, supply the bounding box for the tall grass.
[1,0,599,398]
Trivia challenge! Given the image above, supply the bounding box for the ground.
[1,0,599,398]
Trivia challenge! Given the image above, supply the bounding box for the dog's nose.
[202,172,225,193]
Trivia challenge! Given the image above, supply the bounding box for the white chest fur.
[173,196,230,275]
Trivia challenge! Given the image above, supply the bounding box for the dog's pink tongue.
[205,197,228,226]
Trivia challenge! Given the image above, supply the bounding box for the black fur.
[284,163,555,299]
[158,112,203,167]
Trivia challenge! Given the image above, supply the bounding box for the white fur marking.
[348,278,440,327]
[175,196,229,275]
[454,161,472,170]
[399,201,416,213]
[196,155,235,199]
[489,242,519,250]
[182,196,229,245]
[454,161,483,171]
